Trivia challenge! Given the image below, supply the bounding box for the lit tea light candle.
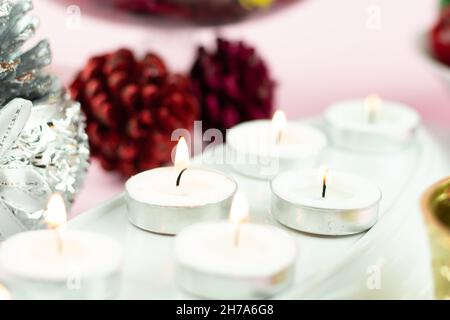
[0,194,123,299]
[0,283,11,300]
[174,192,297,299]
[227,110,327,179]
[324,96,420,152]
[44,193,67,253]
[271,110,287,144]
[125,137,237,235]
[271,167,382,236]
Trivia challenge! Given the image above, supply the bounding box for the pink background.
[32,0,450,216]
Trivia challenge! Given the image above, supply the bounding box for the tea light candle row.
[124,94,413,236]
[172,173,380,298]
[227,95,420,180]
[125,134,383,239]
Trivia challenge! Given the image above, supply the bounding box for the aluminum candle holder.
[175,259,295,299]
[270,169,382,236]
[125,168,237,235]
[2,271,121,300]
[174,222,297,299]
[271,194,380,235]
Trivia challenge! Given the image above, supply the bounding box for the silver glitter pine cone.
[0,0,90,239]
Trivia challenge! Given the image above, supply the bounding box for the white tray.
[68,119,450,299]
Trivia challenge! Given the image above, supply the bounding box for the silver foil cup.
[125,170,237,235]
[227,143,322,180]
[1,270,121,300]
[175,257,295,299]
[324,123,419,153]
[270,185,381,236]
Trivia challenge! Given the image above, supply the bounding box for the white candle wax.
[0,230,122,298]
[126,167,236,207]
[174,222,297,299]
[324,99,420,152]
[271,169,381,235]
[227,120,327,179]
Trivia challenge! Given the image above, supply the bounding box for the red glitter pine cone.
[190,38,275,134]
[70,49,199,176]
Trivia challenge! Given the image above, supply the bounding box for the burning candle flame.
[272,110,287,144]
[174,137,190,169]
[318,165,329,186]
[0,284,11,300]
[229,192,249,225]
[44,193,67,230]
[364,94,381,123]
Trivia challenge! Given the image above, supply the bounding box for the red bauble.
[71,49,199,176]
[431,8,450,66]
[190,38,275,134]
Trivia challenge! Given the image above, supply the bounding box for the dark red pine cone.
[70,49,199,176]
[190,38,275,134]
[431,7,450,66]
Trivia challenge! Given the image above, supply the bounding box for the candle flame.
[272,110,287,144]
[364,94,382,120]
[229,192,249,225]
[318,165,329,186]
[174,137,190,169]
[0,284,11,300]
[44,193,67,230]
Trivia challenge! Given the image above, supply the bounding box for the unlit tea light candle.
[227,110,327,179]
[174,192,297,299]
[0,194,123,299]
[271,167,382,235]
[125,137,237,235]
[324,95,420,152]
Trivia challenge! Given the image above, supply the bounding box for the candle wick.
[322,182,327,199]
[176,168,188,187]
[276,130,283,145]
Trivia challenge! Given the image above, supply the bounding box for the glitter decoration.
[70,48,198,177]
[190,38,275,134]
[0,0,54,107]
[0,0,89,239]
